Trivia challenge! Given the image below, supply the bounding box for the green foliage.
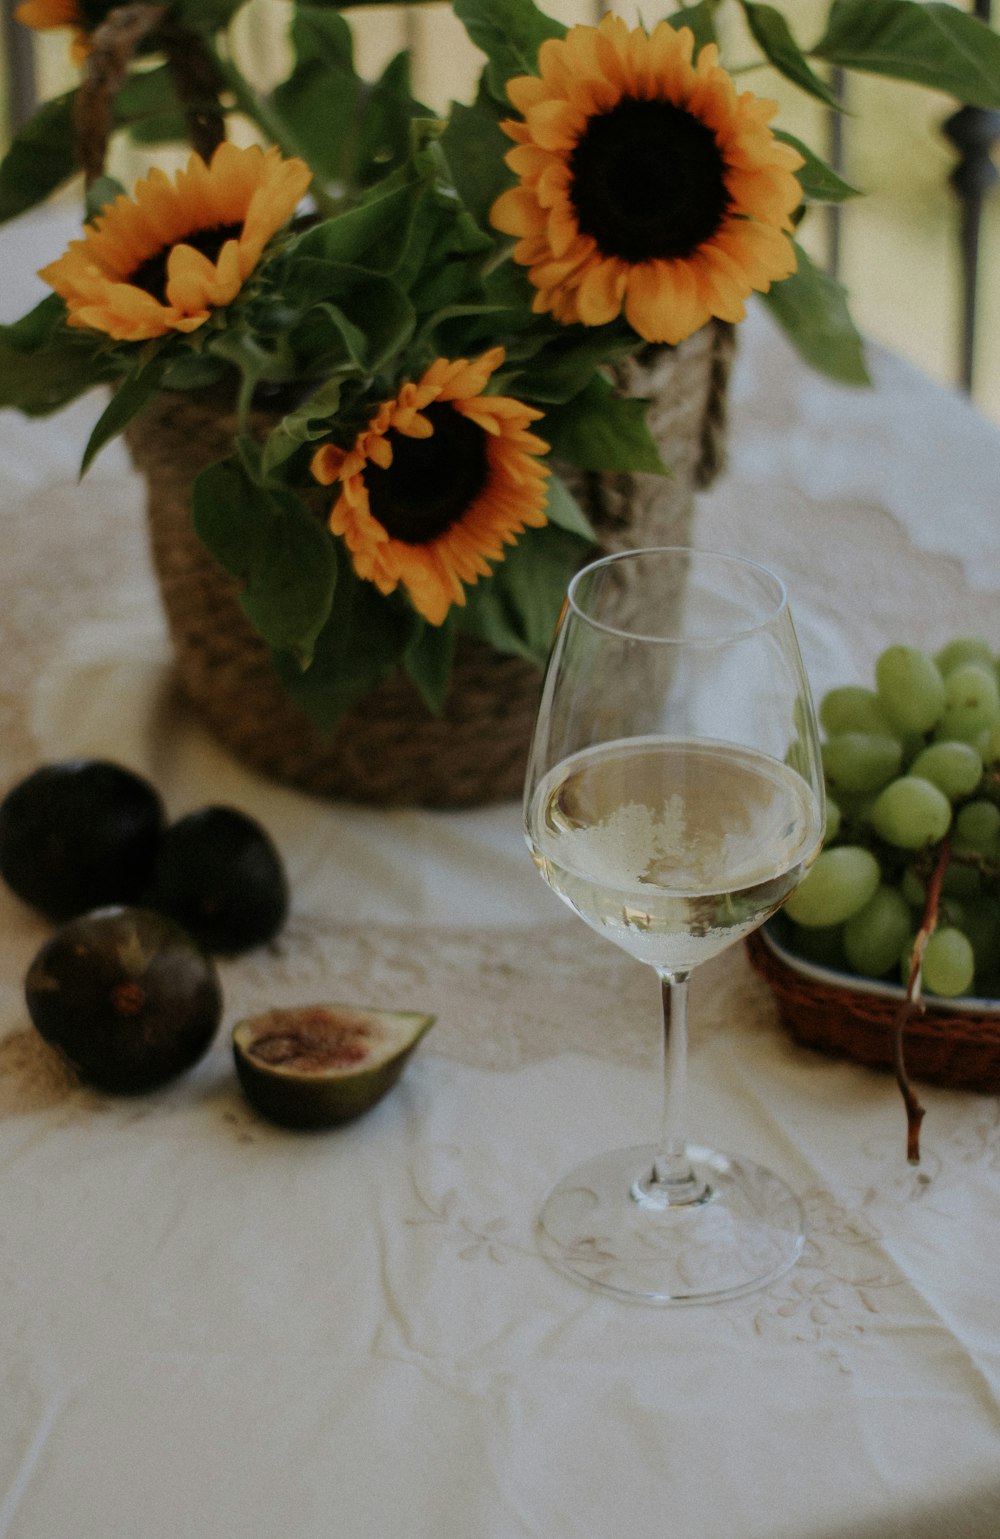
[0,93,79,223]
[812,0,1000,108]
[4,0,998,731]
[193,457,337,665]
[740,3,843,109]
[0,298,120,414]
[773,133,860,204]
[762,242,870,385]
[452,0,566,102]
[665,3,718,50]
[271,554,418,731]
[460,519,587,667]
[272,6,429,192]
[541,376,670,475]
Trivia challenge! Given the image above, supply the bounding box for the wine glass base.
[537,1144,804,1305]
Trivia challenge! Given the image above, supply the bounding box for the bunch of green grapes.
[781,637,1000,999]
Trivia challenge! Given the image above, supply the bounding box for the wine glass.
[523,546,825,1305]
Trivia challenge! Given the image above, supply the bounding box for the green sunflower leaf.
[761,241,870,385]
[192,458,337,665]
[274,7,427,191]
[293,182,421,273]
[452,0,567,103]
[439,97,512,234]
[540,474,596,541]
[0,92,79,225]
[541,374,669,475]
[811,0,1000,108]
[404,620,459,716]
[270,6,360,187]
[259,386,346,478]
[774,131,861,203]
[739,3,842,109]
[0,296,120,415]
[666,3,718,50]
[278,259,417,372]
[510,325,638,406]
[116,62,188,147]
[460,523,585,666]
[84,175,126,221]
[271,554,416,732]
[81,351,173,474]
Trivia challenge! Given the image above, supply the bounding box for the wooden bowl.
[746,923,1000,1093]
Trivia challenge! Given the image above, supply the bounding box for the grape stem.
[895,836,951,1163]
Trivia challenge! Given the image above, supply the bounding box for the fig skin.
[144,805,289,955]
[0,759,164,921]
[232,1004,435,1129]
[25,906,223,1093]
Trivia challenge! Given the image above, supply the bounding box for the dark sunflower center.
[568,97,730,262]
[365,402,489,545]
[127,222,244,303]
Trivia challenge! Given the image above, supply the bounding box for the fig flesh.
[25,906,223,1093]
[232,1004,434,1128]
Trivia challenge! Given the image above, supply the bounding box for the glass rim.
[565,545,789,645]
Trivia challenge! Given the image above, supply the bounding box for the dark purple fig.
[0,759,164,921]
[25,906,222,1093]
[145,805,289,955]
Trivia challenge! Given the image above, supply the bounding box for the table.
[2,209,1000,1539]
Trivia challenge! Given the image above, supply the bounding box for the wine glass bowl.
[523,547,825,1304]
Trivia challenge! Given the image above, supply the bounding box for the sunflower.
[15,0,106,62]
[39,143,312,342]
[490,15,804,346]
[310,349,550,627]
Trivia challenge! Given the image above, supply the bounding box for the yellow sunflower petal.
[40,143,308,340]
[311,351,547,626]
[575,258,627,327]
[490,13,801,340]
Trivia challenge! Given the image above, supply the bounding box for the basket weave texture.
[746,928,1000,1093]
[125,320,734,806]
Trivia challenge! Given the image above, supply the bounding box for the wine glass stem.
[634,969,709,1207]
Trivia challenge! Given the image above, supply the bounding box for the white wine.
[527,736,823,971]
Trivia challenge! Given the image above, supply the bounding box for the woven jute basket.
[746,927,1000,1093]
[125,319,735,806]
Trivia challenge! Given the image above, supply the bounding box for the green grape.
[934,637,995,676]
[824,798,842,843]
[921,926,975,997]
[900,867,926,909]
[819,685,891,737]
[843,884,912,978]
[874,644,946,734]
[984,719,1000,765]
[954,798,1000,853]
[785,845,881,927]
[962,897,1000,990]
[908,740,983,800]
[821,733,903,795]
[870,775,952,849]
[934,663,1000,743]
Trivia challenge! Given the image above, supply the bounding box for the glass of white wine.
[524,546,825,1304]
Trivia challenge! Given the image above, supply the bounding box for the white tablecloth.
[2,209,1000,1539]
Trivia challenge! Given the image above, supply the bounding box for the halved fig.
[231,1003,435,1129]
